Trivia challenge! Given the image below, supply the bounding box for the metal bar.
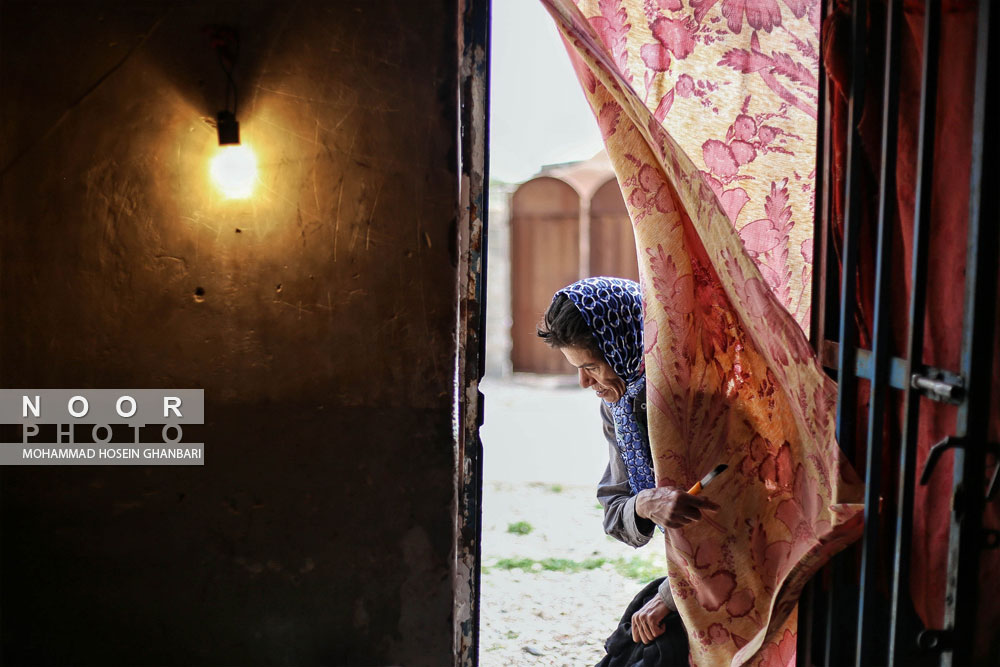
[855,348,907,390]
[825,555,857,666]
[810,0,834,354]
[822,189,842,363]
[819,1,843,357]
[941,2,999,664]
[835,0,867,465]
[887,2,941,663]
[824,558,837,666]
[830,0,868,662]
[855,0,904,662]
[803,1,834,655]
[820,341,913,391]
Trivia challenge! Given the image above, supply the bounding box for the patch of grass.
[614,556,663,583]
[549,484,564,493]
[505,630,519,640]
[506,521,534,535]
[486,555,663,583]
[492,556,609,573]
[492,557,534,570]
[595,502,605,510]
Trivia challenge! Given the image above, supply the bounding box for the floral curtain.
[540,1,865,665]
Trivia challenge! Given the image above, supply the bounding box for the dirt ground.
[479,376,667,666]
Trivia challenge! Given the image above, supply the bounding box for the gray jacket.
[596,389,676,612]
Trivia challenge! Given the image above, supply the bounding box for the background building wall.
[0,1,459,664]
[485,181,514,378]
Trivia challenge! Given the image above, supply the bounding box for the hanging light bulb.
[210,143,257,199]
[205,27,256,199]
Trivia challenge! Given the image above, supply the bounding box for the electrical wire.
[215,33,240,117]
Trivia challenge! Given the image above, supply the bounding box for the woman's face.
[559,346,626,403]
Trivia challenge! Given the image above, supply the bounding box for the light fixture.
[206,25,257,199]
[216,110,239,146]
[210,144,257,199]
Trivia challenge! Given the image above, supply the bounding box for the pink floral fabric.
[541,1,864,665]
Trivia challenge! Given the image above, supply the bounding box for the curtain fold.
[540,1,864,664]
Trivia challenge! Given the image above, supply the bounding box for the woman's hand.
[635,486,719,529]
[631,594,670,644]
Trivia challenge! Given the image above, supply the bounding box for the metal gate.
[801,1,999,665]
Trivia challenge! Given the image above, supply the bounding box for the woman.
[537,276,718,657]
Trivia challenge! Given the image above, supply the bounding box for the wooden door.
[510,177,580,374]
[589,178,639,281]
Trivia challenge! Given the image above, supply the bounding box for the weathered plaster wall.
[0,1,459,664]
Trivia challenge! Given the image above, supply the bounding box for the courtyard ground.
[479,375,667,666]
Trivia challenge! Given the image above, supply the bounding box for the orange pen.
[687,464,728,495]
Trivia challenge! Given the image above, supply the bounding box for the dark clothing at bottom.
[596,577,690,667]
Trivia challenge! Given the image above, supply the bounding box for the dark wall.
[0,1,459,664]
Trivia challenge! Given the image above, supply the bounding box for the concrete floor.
[479,375,665,665]
[481,374,608,487]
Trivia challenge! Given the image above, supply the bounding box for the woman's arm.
[596,402,656,547]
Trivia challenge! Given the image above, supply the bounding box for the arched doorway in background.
[589,178,639,282]
[510,177,580,374]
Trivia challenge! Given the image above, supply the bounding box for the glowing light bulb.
[210,144,258,199]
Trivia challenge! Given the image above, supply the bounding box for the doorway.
[458,2,670,665]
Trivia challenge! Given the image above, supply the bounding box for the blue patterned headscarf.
[556,277,654,494]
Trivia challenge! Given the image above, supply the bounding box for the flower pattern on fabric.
[557,277,655,494]
[561,0,821,331]
[540,1,864,665]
